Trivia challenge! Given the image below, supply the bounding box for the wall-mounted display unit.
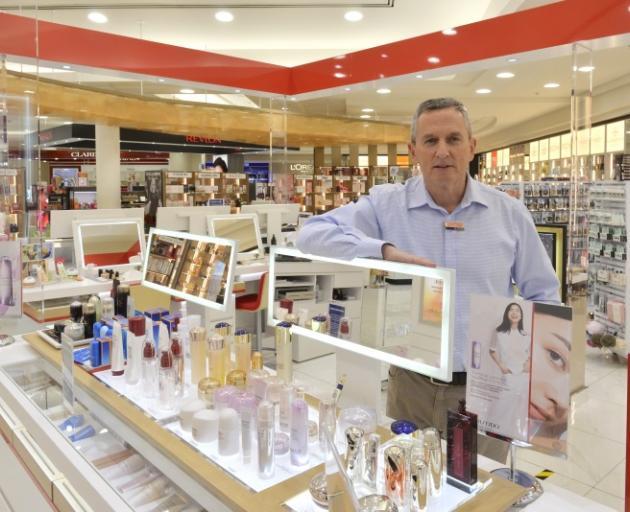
[163,171,194,207]
[536,224,567,303]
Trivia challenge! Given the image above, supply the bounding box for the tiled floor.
[291,346,628,511]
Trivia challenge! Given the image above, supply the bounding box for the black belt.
[427,371,467,386]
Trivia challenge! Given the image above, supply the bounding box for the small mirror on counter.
[142,228,236,311]
[73,219,145,274]
[207,214,264,262]
[268,247,455,381]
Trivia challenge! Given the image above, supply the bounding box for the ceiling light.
[543,82,560,88]
[475,88,492,94]
[62,65,71,70]
[334,72,346,78]
[578,65,595,72]
[158,78,165,82]
[290,97,297,101]
[63,121,72,125]
[179,88,195,93]
[344,87,351,92]
[87,11,108,24]
[215,10,234,22]
[281,107,288,111]
[442,28,457,35]
[344,10,363,22]
[415,74,423,79]
[507,57,518,63]
[428,56,440,64]
[360,114,371,119]
[23,90,34,94]
[496,71,515,78]
[36,115,48,119]
[361,108,374,113]
[376,88,391,94]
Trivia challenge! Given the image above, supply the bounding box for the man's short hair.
[410,97,472,143]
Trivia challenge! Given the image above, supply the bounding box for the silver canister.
[411,457,428,512]
[64,322,85,342]
[344,426,365,482]
[423,429,443,497]
[0,257,14,306]
[383,445,406,508]
[362,432,380,490]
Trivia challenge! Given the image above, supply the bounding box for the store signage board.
[590,125,605,154]
[549,136,561,160]
[539,138,549,161]
[529,141,539,162]
[560,133,572,159]
[142,228,237,311]
[268,247,455,382]
[466,294,572,457]
[606,120,625,153]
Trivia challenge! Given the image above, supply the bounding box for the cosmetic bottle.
[218,407,240,457]
[265,376,284,427]
[86,294,101,322]
[236,393,257,465]
[101,454,145,480]
[214,321,232,370]
[290,387,309,466]
[226,369,247,389]
[189,327,207,387]
[142,318,158,399]
[214,386,238,411]
[344,426,364,482]
[111,321,125,376]
[338,317,352,340]
[115,284,130,317]
[278,383,294,433]
[126,315,145,386]
[64,322,85,342]
[197,377,221,408]
[93,297,114,339]
[423,428,444,497]
[82,303,96,340]
[158,325,176,411]
[247,351,270,401]
[257,400,275,479]
[69,301,83,323]
[411,456,428,512]
[68,425,95,443]
[234,329,251,374]
[447,399,478,488]
[384,445,406,508]
[170,332,184,397]
[58,414,84,431]
[111,272,120,301]
[362,432,380,491]
[192,409,219,443]
[179,400,207,432]
[275,321,293,384]
[207,333,225,385]
[318,398,336,454]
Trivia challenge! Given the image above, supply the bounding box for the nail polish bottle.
[214,321,233,371]
[158,325,176,410]
[235,393,257,465]
[111,321,125,376]
[142,317,158,399]
[189,327,207,387]
[126,315,145,385]
[447,399,478,489]
[170,332,184,397]
[290,387,309,466]
[207,333,225,385]
[275,321,293,384]
[257,400,275,479]
[247,351,270,401]
[218,407,240,457]
[234,329,251,374]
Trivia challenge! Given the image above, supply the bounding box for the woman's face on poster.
[507,304,522,324]
[529,312,571,428]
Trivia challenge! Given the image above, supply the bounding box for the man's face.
[408,107,476,191]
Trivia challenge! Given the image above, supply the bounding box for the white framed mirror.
[207,213,264,263]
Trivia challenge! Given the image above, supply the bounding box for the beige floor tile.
[585,488,625,512]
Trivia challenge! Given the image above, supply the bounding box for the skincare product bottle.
[64,322,85,342]
[257,400,275,479]
[234,329,251,374]
[179,400,207,432]
[111,321,125,376]
[247,351,270,401]
[214,386,238,411]
[207,333,225,384]
[197,377,221,408]
[218,407,240,457]
[226,369,247,389]
[279,383,294,433]
[115,284,130,317]
[158,324,175,410]
[274,321,293,384]
[290,387,309,466]
[82,303,96,340]
[318,398,336,454]
[214,321,233,371]
[90,338,101,367]
[447,399,478,488]
[192,409,219,443]
[411,456,429,512]
[142,318,158,399]
[126,315,145,385]
[68,425,96,443]
[344,426,364,482]
[384,445,406,509]
[101,297,114,321]
[189,327,207,387]
[69,301,83,323]
[236,393,257,465]
[423,428,444,497]
[58,414,84,431]
[362,432,380,491]
[170,332,184,397]
[265,376,284,427]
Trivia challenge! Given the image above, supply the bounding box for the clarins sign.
[71,151,95,158]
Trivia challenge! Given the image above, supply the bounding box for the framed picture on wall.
[535,224,567,303]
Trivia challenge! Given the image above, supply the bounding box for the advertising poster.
[466,294,572,457]
[0,241,22,317]
[421,277,443,324]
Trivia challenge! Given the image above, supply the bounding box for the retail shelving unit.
[332,166,354,207]
[292,172,314,212]
[222,172,249,206]
[587,182,630,355]
[388,165,412,184]
[352,166,369,199]
[194,170,223,205]
[313,167,334,213]
[120,185,146,209]
[0,167,25,235]
[163,171,194,207]
[369,165,389,188]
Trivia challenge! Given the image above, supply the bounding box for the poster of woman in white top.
[489,303,530,375]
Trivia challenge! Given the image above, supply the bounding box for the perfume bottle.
[126,315,145,385]
[290,387,309,466]
[226,369,247,389]
[142,317,158,399]
[214,321,232,370]
[274,321,293,384]
[384,444,406,509]
[170,332,184,397]
[257,400,275,479]
[247,351,270,401]
[207,333,225,384]
[189,327,207,386]
[423,428,444,497]
[411,456,428,512]
[344,426,364,482]
[362,432,380,491]
[447,399,478,488]
[111,321,125,377]
[234,329,251,374]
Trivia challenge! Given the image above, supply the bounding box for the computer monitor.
[207,214,264,262]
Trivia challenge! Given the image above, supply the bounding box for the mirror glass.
[76,221,144,270]
[143,229,236,310]
[210,216,260,254]
[269,248,454,380]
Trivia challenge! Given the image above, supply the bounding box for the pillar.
[367,144,378,167]
[331,146,342,167]
[95,125,121,209]
[387,143,397,166]
[313,147,325,170]
[348,144,359,166]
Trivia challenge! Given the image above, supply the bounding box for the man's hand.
[381,244,435,267]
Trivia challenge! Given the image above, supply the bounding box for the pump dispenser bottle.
[207,333,225,385]
[189,327,207,387]
[290,387,309,466]
[234,329,251,374]
[142,317,158,399]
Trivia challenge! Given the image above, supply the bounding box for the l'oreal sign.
[289,163,313,173]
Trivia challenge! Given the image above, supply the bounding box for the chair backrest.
[256,272,268,311]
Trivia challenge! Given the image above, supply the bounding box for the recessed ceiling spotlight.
[23,90,34,94]
[578,65,595,72]
[334,72,346,78]
[344,10,363,22]
[87,11,108,24]
[215,10,234,22]
[496,71,515,78]
[290,97,297,101]
[427,56,440,64]
[36,115,48,119]
[475,88,492,94]
[180,88,195,93]
[281,107,288,111]
[62,65,71,70]
[344,87,351,91]
[507,57,518,63]
[63,121,72,125]
[442,28,457,35]
[376,88,391,94]
[415,74,423,79]
[158,78,165,82]
[361,108,374,113]
[360,114,371,119]
[543,82,560,88]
